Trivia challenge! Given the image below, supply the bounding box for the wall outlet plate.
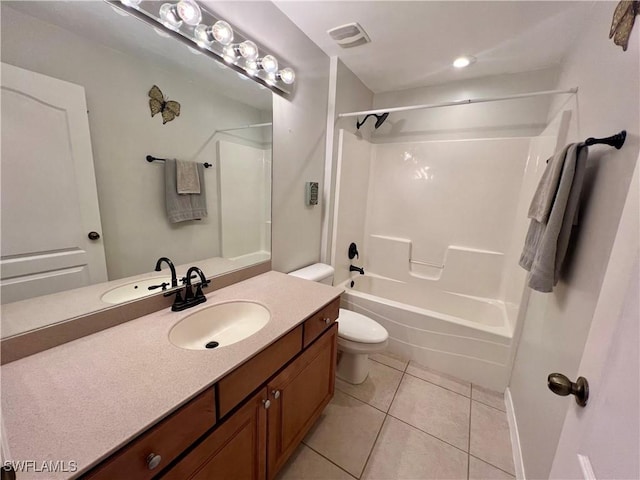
[305,182,319,206]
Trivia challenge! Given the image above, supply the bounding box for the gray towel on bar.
[527,144,572,223]
[519,143,588,292]
[176,159,201,194]
[165,159,208,223]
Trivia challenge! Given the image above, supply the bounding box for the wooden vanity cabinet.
[267,323,337,479]
[83,297,340,480]
[163,323,338,480]
[162,389,268,480]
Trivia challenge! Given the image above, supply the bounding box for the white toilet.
[289,263,389,384]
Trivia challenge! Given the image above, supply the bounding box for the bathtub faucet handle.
[348,243,359,260]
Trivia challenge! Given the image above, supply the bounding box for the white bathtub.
[338,275,513,390]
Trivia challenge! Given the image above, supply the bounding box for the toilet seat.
[337,308,388,344]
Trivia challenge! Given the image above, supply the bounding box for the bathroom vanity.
[1,272,341,480]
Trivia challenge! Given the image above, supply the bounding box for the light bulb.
[195,20,234,47]
[212,20,233,45]
[258,55,278,74]
[177,0,201,26]
[159,3,182,30]
[238,40,258,60]
[278,67,295,85]
[453,56,476,68]
[119,0,141,8]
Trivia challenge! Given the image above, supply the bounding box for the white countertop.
[1,271,342,479]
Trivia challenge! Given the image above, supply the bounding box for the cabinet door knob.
[323,317,331,325]
[272,390,280,399]
[146,453,162,470]
[263,399,271,409]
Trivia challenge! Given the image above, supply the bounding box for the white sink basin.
[169,302,270,350]
[101,276,174,304]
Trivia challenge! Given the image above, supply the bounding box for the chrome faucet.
[171,266,210,312]
[154,257,178,288]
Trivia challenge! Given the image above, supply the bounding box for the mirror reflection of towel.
[176,159,201,194]
[165,159,207,223]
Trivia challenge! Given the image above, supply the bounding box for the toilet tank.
[288,263,334,285]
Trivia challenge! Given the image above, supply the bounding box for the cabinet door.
[267,323,338,479]
[163,389,268,480]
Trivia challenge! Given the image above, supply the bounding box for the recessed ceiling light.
[453,56,476,68]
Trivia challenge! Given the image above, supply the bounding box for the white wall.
[331,130,373,285]
[1,6,266,280]
[324,59,374,264]
[370,67,560,142]
[204,2,331,274]
[508,3,639,478]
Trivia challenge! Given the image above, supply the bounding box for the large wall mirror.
[1,1,272,338]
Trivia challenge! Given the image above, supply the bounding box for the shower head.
[374,112,389,128]
[356,112,390,130]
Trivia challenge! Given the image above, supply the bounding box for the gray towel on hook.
[165,159,208,223]
[519,143,588,292]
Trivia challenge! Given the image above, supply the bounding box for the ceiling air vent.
[327,22,371,48]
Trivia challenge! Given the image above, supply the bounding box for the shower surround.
[331,127,565,389]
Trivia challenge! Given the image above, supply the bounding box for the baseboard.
[505,387,526,480]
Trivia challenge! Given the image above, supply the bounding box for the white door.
[1,63,107,303]
[549,157,639,479]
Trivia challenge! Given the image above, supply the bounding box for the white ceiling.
[274,1,593,93]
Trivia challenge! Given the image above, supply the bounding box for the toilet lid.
[337,308,388,344]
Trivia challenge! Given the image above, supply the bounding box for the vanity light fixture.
[113,0,295,94]
[194,20,233,46]
[160,0,202,30]
[453,55,476,68]
[256,55,279,74]
[276,67,296,85]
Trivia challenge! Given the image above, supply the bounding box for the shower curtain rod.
[337,87,578,118]
[217,122,272,133]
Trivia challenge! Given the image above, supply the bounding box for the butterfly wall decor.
[610,1,639,51]
[148,85,181,124]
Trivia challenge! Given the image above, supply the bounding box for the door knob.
[263,399,271,409]
[547,373,589,407]
[272,390,280,399]
[146,453,162,470]
[88,231,100,240]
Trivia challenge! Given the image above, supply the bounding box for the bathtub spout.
[350,265,365,275]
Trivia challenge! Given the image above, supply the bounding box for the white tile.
[406,362,471,397]
[469,456,514,480]
[304,390,385,478]
[389,375,470,451]
[472,385,505,411]
[362,416,468,480]
[336,360,403,411]
[276,444,355,480]
[370,351,409,372]
[470,401,515,475]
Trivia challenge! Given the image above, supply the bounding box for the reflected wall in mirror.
[0,1,272,338]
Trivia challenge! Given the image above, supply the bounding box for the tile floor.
[276,352,515,480]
